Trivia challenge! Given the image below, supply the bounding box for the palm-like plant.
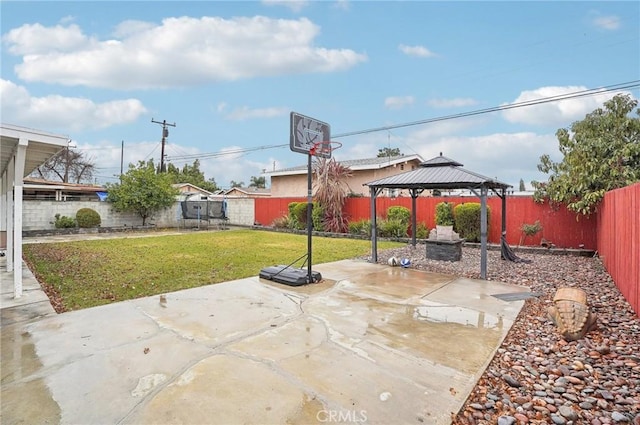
[313,157,353,233]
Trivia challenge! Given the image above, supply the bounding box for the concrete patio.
[1,256,529,424]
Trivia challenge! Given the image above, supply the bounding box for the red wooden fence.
[597,183,640,317]
[255,196,597,249]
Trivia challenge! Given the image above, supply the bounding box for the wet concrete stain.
[306,290,502,373]
[1,325,61,424]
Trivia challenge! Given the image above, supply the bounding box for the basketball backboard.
[290,112,331,158]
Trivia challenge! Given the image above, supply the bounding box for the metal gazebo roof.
[363,154,512,279]
[364,154,511,191]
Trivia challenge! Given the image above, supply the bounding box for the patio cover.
[364,154,511,279]
[1,123,69,297]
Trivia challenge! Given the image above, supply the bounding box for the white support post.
[13,139,28,298]
[1,169,6,264]
[6,156,14,273]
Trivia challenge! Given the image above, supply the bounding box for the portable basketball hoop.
[260,112,337,287]
[309,140,342,159]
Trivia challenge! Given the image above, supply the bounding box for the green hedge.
[76,208,101,228]
[453,203,490,242]
[387,206,410,225]
[288,202,324,231]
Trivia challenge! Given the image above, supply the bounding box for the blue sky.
[2,1,639,189]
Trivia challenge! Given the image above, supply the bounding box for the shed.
[364,154,512,279]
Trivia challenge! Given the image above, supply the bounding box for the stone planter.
[425,238,464,262]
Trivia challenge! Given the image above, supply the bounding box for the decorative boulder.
[547,287,597,341]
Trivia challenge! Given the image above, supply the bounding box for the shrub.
[271,215,291,229]
[53,213,76,229]
[311,202,325,231]
[415,222,429,239]
[521,220,542,237]
[348,219,372,236]
[378,219,407,238]
[387,206,410,225]
[520,220,542,245]
[435,202,455,226]
[453,203,490,242]
[76,208,101,228]
[288,202,308,230]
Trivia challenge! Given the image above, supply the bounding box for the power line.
[333,80,640,138]
[168,143,289,161]
[166,80,640,161]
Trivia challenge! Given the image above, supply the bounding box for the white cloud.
[4,16,367,89]
[261,0,309,13]
[224,106,289,121]
[0,79,147,131]
[398,44,436,58]
[428,97,478,108]
[384,96,415,109]
[593,15,621,31]
[2,23,92,55]
[501,86,625,127]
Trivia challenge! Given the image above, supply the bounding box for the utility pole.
[120,140,124,177]
[151,118,176,173]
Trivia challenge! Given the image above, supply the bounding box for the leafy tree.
[532,94,640,215]
[230,180,244,188]
[106,160,179,226]
[313,158,353,232]
[377,147,402,158]
[249,176,266,188]
[166,160,219,192]
[31,147,96,183]
[519,179,526,192]
[202,178,219,193]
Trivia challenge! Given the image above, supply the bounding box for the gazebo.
[363,154,512,279]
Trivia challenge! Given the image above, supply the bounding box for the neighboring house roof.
[224,187,270,196]
[24,177,106,192]
[172,183,214,196]
[265,154,424,177]
[364,154,511,190]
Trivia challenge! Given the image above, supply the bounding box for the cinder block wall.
[22,198,256,231]
[226,197,255,226]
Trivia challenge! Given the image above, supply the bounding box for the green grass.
[23,229,403,312]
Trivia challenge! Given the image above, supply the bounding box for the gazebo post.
[411,189,418,247]
[370,187,378,263]
[501,187,507,234]
[480,185,488,279]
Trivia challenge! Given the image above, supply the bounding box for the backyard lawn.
[23,229,403,312]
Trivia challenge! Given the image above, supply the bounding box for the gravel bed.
[364,244,640,424]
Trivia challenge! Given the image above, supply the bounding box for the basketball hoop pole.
[306,152,313,284]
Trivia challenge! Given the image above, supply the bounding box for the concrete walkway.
[1,243,529,424]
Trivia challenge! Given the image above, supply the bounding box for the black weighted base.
[259,265,322,286]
